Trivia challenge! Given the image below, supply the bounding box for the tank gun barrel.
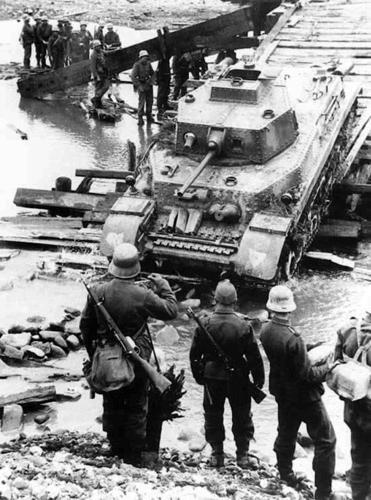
[177,149,215,197]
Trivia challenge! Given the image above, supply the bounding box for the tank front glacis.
[175,70,299,164]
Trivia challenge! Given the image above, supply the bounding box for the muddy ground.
[0,0,236,30]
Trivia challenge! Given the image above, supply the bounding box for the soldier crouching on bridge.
[190,279,264,468]
[90,39,110,108]
[80,243,178,465]
[260,285,336,500]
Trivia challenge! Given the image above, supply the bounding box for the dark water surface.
[1,20,371,482]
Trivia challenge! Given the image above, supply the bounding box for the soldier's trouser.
[94,77,110,104]
[40,44,48,67]
[275,398,336,499]
[103,374,149,463]
[35,42,43,66]
[173,75,187,100]
[348,424,371,500]
[138,88,153,119]
[23,43,32,68]
[157,77,170,113]
[203,378,254,450]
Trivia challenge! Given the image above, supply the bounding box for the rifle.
[82,279,171,394]
[187,307,266,404]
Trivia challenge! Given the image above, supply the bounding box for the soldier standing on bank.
[90,39,110,108]
[20,16,34,69]
[190,280,264,468]
[80,243,178,465]
[260,285,336,500]
[334,311,371,500]
[131,50,155,126]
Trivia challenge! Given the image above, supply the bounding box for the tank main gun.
[177,128,225,198]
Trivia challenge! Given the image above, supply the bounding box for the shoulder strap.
[197,315,233,368]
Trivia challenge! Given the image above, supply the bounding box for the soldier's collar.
[271,316,291,326]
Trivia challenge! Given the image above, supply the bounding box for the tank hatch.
[175,68,298,164]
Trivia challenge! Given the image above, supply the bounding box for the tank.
[101,63,361,285]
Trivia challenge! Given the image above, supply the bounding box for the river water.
[1,19,371,485]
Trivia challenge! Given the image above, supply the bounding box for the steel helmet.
[215,279,237,306]
[139,49,149,58]
[107,23,114,29]
[92,39,102,48]
[98,20,105,27]
[108,243,141,279]
[80,21,87,27]
[266,285,296,313]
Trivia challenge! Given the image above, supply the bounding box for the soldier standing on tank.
[36,16,52,68]
[190,280,264,468]
[260,285,336,500]
[334,311,371,500]
[172,52,191,100]
[90,39,110,108]
[190,49,208,80]
[131,50,155,126]
[104,23,121,49]
[20,16,34,69]
[80,243,178,465]
[156,56,171,118]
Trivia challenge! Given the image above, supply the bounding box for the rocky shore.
[0,431,310,500]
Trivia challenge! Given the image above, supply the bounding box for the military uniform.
[334,319,371,500]
[90,47,110,107]
[156,57,171,116]
[260,316,336,500]
[131,55,155,124]
[172,53,190,100]
[80,275,177,463]
[20,21,35,69]
[36,21,52,68]
[190,309,264,459]
[104,30,121,49]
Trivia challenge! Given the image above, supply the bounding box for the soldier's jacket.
[334,319,371,432]
[36,23,52,43]
[190,310,265,386]
[131,59,154,92]
[21,23,35,45]
[90,49,108,79]
[80,278,178,362]
[104,31,121,48]
[260,316,328,403]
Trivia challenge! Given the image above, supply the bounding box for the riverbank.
[0,0,235,30]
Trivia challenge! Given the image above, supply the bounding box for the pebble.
[53,334,68,350]
[39,330,61,341]
[34,414,50,425]
[29,445,43,456]
[156,325,179,346]
[50,344,67,358]
[13,477,29,490]
[66,334,80,350]
[21,345,46,359]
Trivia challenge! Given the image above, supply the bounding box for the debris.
[304,251,355,271]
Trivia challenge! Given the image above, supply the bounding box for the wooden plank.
[75,169,132,179]
[304,251,355,270]
[278,41,371,49]
[13,188,108,212]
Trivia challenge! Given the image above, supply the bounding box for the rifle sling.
[197,315,235,372]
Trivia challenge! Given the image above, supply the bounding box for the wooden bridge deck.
[259,0,371,163]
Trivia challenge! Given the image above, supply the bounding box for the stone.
[52,334,68,351]
[64,307,81,317]
[47,322,65,332]
[25,325,42,334]
[31,341,52,355]
[50,344,67,358]
[156,325,179,346]
[66,335,80,350]
[34,414,50,425]
[27,315,46,324]
[0,344,24,360]
[8,324,27,334]
[179,298,201,309]
[21,345,46,359]
[13,477,29,490]
[0,332,31,349]
[39,330,61,341]
[188,437,207,452]
[64,325,81,337]
[1,404,23,435]
[29,445,43,456]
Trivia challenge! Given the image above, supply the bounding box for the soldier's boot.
[209,443,224,468]
[236,443,251,469]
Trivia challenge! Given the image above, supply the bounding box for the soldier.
[156,56,171,118]
[190,49,208,80]
[36,16,52,68]
[79,22,93,60]
[94,21,105,46]
[334,311,371,500]
[104,23,121,50]
[190,280,264,468]
[20,16,34,69]
[172,52,191,100]
[48,29,65,70]
[260,285,336,500]
[90,39,110,108]
[34,14,43,67]
[70,31,85,64]
[131,50,155,126]
[80,243,178,465]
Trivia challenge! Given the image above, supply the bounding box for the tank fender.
[232,213,291,282]
[100,196,156,257]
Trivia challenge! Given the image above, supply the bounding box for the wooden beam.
[13,188,109,212]
[75,169,132,179]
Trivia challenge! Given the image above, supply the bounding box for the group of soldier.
[20,15,121,70]
[80,242,371,500]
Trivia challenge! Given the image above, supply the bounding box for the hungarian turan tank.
[101,62,361,285]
